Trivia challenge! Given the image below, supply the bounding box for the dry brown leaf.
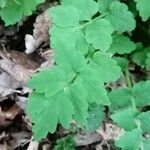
[22,116,32,131]
[27,140,39,150]
[16,96,28,110]
[0,71,20,99]
[3,104,22,120]
[0,107,12,128]
[0,144,8,150]
[0,103,22,128]
[75,132,102,146]
[8,50,40,70]
[39,49,54,70]
[8,132,31,149]
[0,51,38,85]
[25,12,51,54]
[97,123,123,141]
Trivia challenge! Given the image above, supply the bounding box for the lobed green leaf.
[61,0,98,21]
[111,108,139,131]
[109,34,136,54]
[85,18,113,51]
[134,0,150,21]
[105,1,136,32]
[115,128,142,150]
[0,0,45,25]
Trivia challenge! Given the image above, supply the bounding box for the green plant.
[27,0,124,140]
[0,0,45,25]
[109,80,150,149]
[54,135,75,150]
[14,0,149,149]
[0,0,150,149]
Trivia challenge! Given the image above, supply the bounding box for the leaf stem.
[131,97,136,110]
[135,120,144,150]
[12,0,21,6]
[125,65,137,110]
[76,12,108,30]
[125,63,143,149]
[125,67,132,88]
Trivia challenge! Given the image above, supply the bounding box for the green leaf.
[111,108,139,131]
[50,26,76,52]
[49,6,79,27]
[114,57,129,72]
[109,87,133,110]
[0,0,22,25]
[75,30,89,55]
[27,92,74,140]
[132,47,150,68]
[98,0,118,14]
[28,59,110,138]
[0,0,6,8]
[50,26,89,56]
[137,111,150,132]
[54,48,87,73]
[134,0,150,21]
[28,66,74,97]
[78,66,110,105]
[54,135,75,150]
[86,104,105,131]
[20,0,37,16]
[143,139,150,150]
[109,81,150,110]
[0,0,44,25]
[146,53,150,70]
[85,18,113,51]
[115,128,142,150]
[36,0,46,4]
[109,34,136,54]
[105,1,136,32]
[68,77,88,125]
[90,52,121,82]
[61,0,98,21]
[133,80,150,107]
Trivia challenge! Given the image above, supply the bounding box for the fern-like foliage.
[0,0,45,25]
[27,0,150,147]
[109,80,150,149]
[27,0,139,140]
[0,0,150,148]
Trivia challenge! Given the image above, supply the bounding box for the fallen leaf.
[0,107,12,128]
[0,52,33,84]
[27,140,39,150]
[75,132,102,146]
[97,123,123,141]
[3,104,22,120]
[25,12,51,54]
[8,132,31,149]
[0,71,20,99]
[39,49,54,70]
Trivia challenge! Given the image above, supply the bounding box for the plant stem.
[125,68,132,88]
[135,120,144,150]
[12,0,21,6]
[131,97,137,110]
[125,66,137,110]
[75,12,108,30]
[125,65,143,149]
